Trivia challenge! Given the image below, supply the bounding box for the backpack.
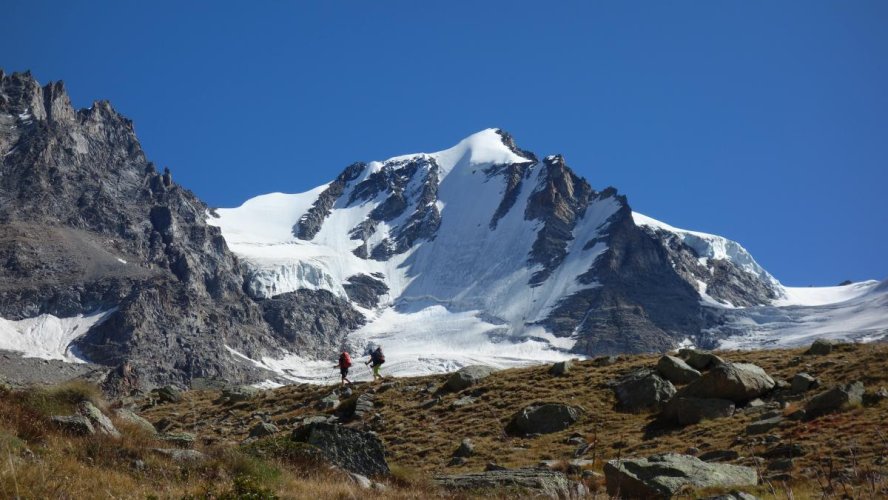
[339,352,352,368]
[371,349,385,365]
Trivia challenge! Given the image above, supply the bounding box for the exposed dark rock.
[604,453,758,499]
[453,438,475,458]
[506,403,582,435]
[613,369,676,413]
[0,71,282,391]
[761,443,806,459]
[343,274,389,309]
[698,450,740,462]
[805,339,838,356]
[291,422,390,477]
[805,382,865,418]
[260,289,364,359]
[294,162,365,240]
[790,373,819,394]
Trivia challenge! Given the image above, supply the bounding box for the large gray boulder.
[506,404,581,435]
[805,382,864,418]
[604,453,758,499]
[548,360,573,377]
[222,385,259,402]
[435,468,572,499]
[678,349,725,371]
[657,355,702,384]
[790,373,820,394]
[291,422,389,477]
[662,397,735,425]
[445,365,496,392]
[614,369,676,413]
[78,401,120,438]
[678,362,775,404]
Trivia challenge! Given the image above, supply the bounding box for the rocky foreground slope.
[3,341,885,498]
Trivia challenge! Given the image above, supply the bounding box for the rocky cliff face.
[0,70,353,391]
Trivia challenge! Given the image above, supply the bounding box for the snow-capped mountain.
[2,69,885,389]
[208,128,887,382]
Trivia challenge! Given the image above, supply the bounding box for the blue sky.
[4,1,887,285]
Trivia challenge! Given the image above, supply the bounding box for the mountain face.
[2,70,885,389]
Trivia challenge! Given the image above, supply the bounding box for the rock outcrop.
[291,422,390,477]
[604,453,758,499]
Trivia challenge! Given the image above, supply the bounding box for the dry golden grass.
[2,343,888,498]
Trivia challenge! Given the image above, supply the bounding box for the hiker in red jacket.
[335,351,353,386]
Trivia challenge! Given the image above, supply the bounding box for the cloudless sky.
[4,1,887,285]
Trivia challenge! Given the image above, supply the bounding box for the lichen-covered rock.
[78,401,120,438]
[678,362,775,404]
[805,339,837,356]
[115,409,157,434]
[249,422,280,438]
[291,422,389,477]
[604,453,758,499]
[677,349,725,371]
[657,355,701,384]
[614,369,676,413]
[790,373,819,394]
[222,385,259,402]
[548,360,572,377]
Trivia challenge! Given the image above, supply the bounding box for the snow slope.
[0,310,113,362]
[210,129,622,379]
[713,282,888,349]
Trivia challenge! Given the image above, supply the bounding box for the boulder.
[347,472,372,489]
[316,393,340,410]
[662,397,735,425]
[805,382,864,418]
[249,422,280,438]
[863,387,888,407]
[678,349,725,371]
[115,409,157,434]
[153,385,183,404]
[703,493,761,500]
[592,355,618,367]
[152,448,206,462]
[506,403,582,435]
[291,422,389,477]
[78,401,120,438]
[435,469,572,499]
[678,362,775,404]
[222,385,259,402]
[158,432,196,448]
[50,415,95,436]
[444,365,496,392]
[613,369,676,413]
[453,438,475,458]
[761,443,805,459]
[805,339,837,356]
[604,453,758,499]
[657,355,701,384]
[790,373,819,394]
[548,359,572,377]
